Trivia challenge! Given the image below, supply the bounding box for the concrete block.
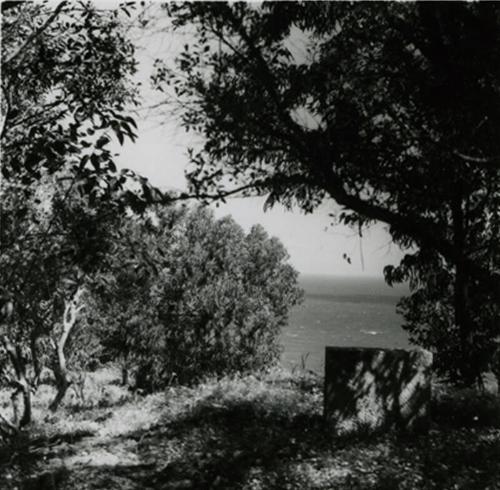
[324,346,432,434]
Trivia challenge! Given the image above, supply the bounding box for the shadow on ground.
[1,374,500,489]
[138,402,329,489]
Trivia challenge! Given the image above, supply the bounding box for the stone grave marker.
[324,346,433,434]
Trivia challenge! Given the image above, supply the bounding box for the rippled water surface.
[281,275,411,372]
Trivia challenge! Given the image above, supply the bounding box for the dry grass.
[0,366,499,489]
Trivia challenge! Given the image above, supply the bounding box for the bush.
[99,206,303,390]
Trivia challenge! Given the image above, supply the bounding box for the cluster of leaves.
[385,247,500,383]
[0,0,142,336]
[94,206,303,390]
[157,2,500,383]
[1,1,162,213]
[0,1,161,423]
[0,174,121,379]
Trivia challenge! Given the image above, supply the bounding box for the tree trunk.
[0,298,30,431]
[49,288,84,412]
[1,335,32,427]
[452,190,475,385]
[11,377,31,427]
[30,333,42,387]
[49,329,72,412]
[0,411,18,439]
[454,261,474,383]
[121,364,129,386]
[49,370,70,412]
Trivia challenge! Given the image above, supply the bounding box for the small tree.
[92,210,177,386]
[0,1,152,424]
[151,207,302,386]
[48,286,86,411]
[0,172,127,420]
[97,206,303,390]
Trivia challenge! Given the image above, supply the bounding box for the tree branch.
[8,100,67,132]
[0,86,12,141]
[4,1,67,67]
[321,176,500,296]
[222,6,306,145]
[220,10,499,290]
[166,173,315,204]
[453,150,500,169]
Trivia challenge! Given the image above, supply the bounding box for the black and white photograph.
[0,1,499,488]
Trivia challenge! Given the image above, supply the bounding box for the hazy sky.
[115,6,406,278]
[117,122,405,277]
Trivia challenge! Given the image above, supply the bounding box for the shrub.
[99,206,303,390]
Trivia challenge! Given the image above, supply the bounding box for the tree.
[156,2,500,383]
[387,247,500,385]
[0,173,125,420]
[153,208,302,385]
[0,1,149,425]
[90,207,184,386]
[1,1,162,235]
[96,205,303,390]
[1,1,140,185]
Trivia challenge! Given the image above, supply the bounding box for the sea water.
[281,274,411,372]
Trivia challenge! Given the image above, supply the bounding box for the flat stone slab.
[324,346,432,434]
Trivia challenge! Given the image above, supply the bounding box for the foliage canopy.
[157,2,500,383]
[95,206,303,389]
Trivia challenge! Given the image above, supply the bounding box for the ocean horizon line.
[298,272,387,279]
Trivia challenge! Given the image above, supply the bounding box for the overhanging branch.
[4,1,67,67]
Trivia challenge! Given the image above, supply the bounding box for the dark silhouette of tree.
[155,2,500,383]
